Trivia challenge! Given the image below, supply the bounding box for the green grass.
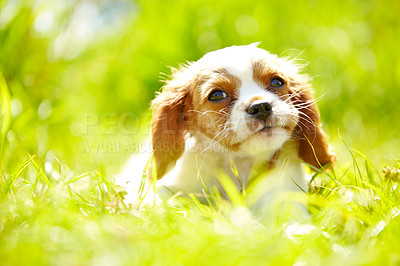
[1,143,400,265]
[1,0,400,264]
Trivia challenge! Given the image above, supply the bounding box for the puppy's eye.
[270,77,284,88]
[208,90,228,101]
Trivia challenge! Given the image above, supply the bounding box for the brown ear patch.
[291,85,336,170]
[148,87,192,179]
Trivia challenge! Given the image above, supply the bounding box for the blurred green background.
[1,0,400,174]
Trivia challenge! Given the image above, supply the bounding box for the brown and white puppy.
[121,44,335,206]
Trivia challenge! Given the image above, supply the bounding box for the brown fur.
[290,80,336,169]
[252,60,290,97]
[148,84,192,179]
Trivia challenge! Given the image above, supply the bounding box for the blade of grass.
[305,162,342,186]
[302,136,339,187]
[195,156,211,197]
[27,153,51,186]
[217,173,242,206]
[354,150,383,182]
[94,169,127,208]
[64,171,95,184]
[194,156,215,206]
[211,185,224,205]
[136,154,153,208]
[338,131,364,187]
[323,166,351,198]
[0,71,11,163]
[230,159,243,189]
[189,193,213,214]
[3,155,34,195]
[290,177,307,194]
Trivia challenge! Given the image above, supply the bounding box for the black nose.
[246,102,272,121]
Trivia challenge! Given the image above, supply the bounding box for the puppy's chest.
[160,142,274,194]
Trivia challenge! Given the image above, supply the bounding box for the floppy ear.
[148,85,191,179]
[292,86,336,170]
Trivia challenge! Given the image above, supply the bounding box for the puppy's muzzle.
[246,101,272,121]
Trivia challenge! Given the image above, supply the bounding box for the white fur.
[117,44,309,209]
[118,135,308,208]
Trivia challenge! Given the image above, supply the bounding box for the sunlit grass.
[1,147,400,265]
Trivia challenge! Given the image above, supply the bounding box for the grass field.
[1,0,400,265]
[2,142,400,265]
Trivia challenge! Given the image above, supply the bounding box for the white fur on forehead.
[166,44,303,88]
[200,44,301,76]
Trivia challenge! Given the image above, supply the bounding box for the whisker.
[290,94,324,108]
[296,113,317,142]
[296,118,313,132]
[188,109,229,118]
[297,110,316,127]
[298,106,319,122]
[201,122,233,153]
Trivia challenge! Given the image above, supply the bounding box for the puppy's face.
[150,44,335,178]
[190,47,300,156]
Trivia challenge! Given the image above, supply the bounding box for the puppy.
[120,44,335,207]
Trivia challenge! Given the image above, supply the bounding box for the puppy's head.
[150,44,335,178]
